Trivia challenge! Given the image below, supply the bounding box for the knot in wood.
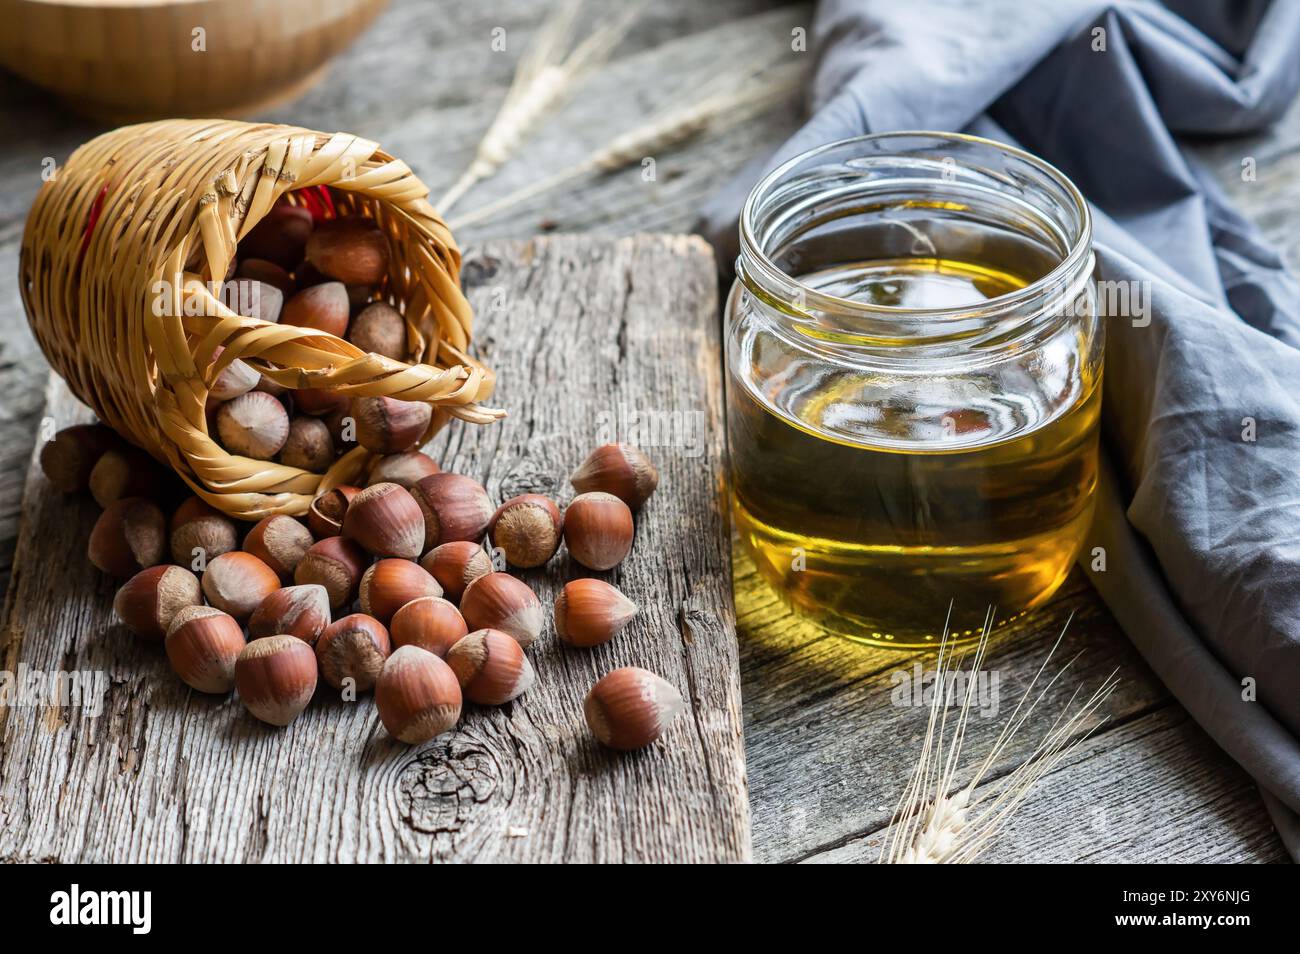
[396,740,502,836]
[460,253,500,289]
[498,453,567,500]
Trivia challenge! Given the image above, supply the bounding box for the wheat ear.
[436,0,648,213]
[448,61,805,230]
[881,610,1119,864]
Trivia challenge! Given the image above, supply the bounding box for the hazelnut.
[390,596,468,657]
[316,613,391,691]
[366,451,439,489]
[584,667,685,750]
[259,285,286,325]
[419,541,492,602]
[359,558,443,624]
[256,373,289,397]
[294,387,349,417]
[410,473,493,551]
[446,629,535,705]
[88,498,166,577]
[306,217,390,286]
[89,447,165,508]
[201,551,280,621]
[459,572,543,648]
[281,281,350,338]
[229,278,284,324]
[563,492,634,571]
[348,302,406,359]
[208,347,261,401]
[216,391,290,460]
[294,535,368,610]
[343,482,424,559]
[166,605,246,693]
[248,583,331,644]
[325,406,358,451]
[236,257,295,296]
[488,494,562,568]
[554,578,638,648]
[169,496,239,568]
[243,514,314,578]
[571,443,659,509]
[239,203,313,270]
[350,396,431,454]
[235,634,318,726]
[113,564,202,640]
[40,423,121,493]
[375,645,462,743]
[280,416,334,471]
[307,485,359,539]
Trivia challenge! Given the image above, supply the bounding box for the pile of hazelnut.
[198,196,445,470]
[42,425,682,750]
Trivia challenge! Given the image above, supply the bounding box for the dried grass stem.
[882,609,1120,864]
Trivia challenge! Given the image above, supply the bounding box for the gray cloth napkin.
[701,0,1300,860]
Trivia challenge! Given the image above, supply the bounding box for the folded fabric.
[700,0,1300,860]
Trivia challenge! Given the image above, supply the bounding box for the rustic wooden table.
[0,0,1288,862]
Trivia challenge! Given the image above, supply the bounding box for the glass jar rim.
[737,131,1093,323]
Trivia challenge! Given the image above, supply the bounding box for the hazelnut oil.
[727,255,1101,647]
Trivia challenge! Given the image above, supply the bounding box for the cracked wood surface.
[0,0,1292,863]
[0,235,748,862]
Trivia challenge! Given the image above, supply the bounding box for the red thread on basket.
[316,185,338,219]
[78,184,109,267]
[298,185,337,222]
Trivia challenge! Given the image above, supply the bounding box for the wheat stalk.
[448,61,805,230]
[881,609,1119,864]
[436,0,648,213]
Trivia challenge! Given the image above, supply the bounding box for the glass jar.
[725,132,1101,648]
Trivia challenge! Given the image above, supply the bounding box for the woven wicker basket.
[20,119,498,520]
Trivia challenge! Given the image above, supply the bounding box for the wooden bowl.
[0,0,389,122]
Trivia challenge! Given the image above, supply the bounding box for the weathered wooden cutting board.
[0,234,749,863]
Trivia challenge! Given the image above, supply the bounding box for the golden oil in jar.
[727,256,1101,647]
[727,133,1102,648]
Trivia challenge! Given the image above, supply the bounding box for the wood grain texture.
[737,557,1287,863]
[806,705,1289,864]
[0,0,1292,864]
[0,234,749,863]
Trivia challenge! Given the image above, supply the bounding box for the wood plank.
[736,530,1288,864]
[413,5,809,241]
[0,0,1294,865]
[735,551,1155,862]
[0,233,749,863]
[802,706,1289,864]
